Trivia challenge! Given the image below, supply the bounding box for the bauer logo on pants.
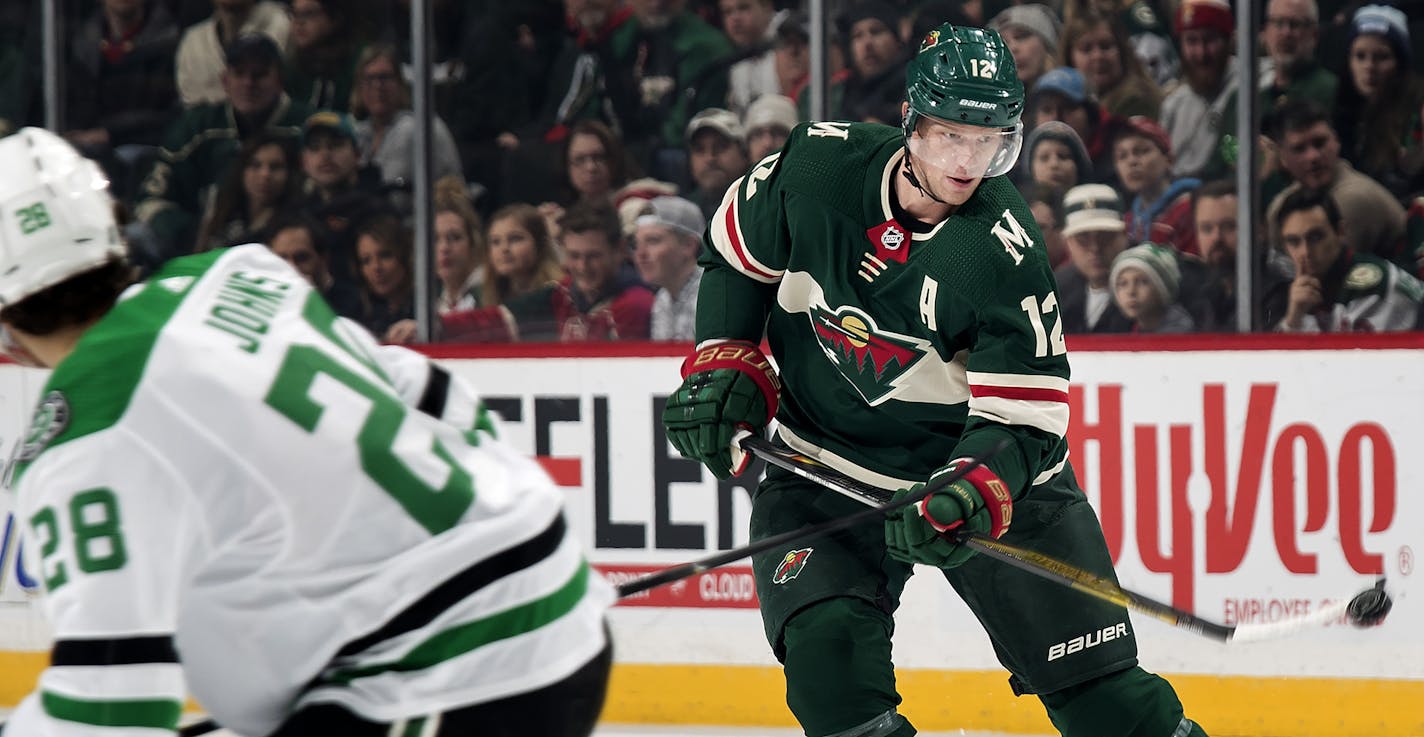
[772,548,813,584]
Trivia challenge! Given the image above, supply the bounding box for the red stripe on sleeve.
[968,384,1070,403]
[723,195,778,280]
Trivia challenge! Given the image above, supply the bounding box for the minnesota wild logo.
[810,306,928,405]
[772,548,813,584]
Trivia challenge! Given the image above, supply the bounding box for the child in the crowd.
[1112,115,1200,255]
[1019,120,1093,195]
[1110,241,1197,333]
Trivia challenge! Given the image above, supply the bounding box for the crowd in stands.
[3,0,1423,342]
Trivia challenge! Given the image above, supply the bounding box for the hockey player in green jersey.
[0,128,613,737]
[663,23,1209,737]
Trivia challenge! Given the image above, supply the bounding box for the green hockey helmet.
[904,23,1025,178]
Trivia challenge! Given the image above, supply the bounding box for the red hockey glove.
[884,460,1013,568]
[662,340,780,479]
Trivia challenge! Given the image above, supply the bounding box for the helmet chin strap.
[901,153,951,206]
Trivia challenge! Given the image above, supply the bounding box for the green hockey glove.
[884,460,1014,568]
[662,340,780,479]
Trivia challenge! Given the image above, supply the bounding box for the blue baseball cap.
[1033,67,1088,105]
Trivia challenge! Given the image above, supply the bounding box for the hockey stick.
[738,434,1392,643]
[613,435,1010,597]
[95,437,1009,737]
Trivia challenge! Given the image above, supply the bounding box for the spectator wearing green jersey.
[132,33,311,268]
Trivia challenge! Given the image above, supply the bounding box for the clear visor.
[906,115,1023,179]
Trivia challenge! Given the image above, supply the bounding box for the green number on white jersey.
[264,345,475,535]
[30,487,129,592]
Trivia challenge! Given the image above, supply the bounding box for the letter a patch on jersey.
[772,548,813,584]
[811,306,928,405]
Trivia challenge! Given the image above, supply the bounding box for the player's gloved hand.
[662,340,780,479]
[884,459,1014,568]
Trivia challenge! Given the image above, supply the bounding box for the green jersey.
[697,122,1070,497]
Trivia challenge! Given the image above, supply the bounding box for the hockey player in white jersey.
[0,127,615,737]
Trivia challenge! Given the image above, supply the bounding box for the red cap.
[1116,115,1173,156]
[1175,0,1233,38]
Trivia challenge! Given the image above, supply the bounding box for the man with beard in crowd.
[685,107,750,220]
[1158,0,1236,180]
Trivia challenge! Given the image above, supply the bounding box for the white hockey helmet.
[0,127,125,310]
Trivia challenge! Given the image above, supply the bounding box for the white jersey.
[4,245,615,737]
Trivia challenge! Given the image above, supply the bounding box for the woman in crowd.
[482,203,565,309]
[285,0,363,112]
[196,133,302,252]
[349,43,463,193]
[433,175,486,313]
[1062,12,1162,119]
[539,120,633,241]
[1336,4,1424,197]
[353,212,415,341]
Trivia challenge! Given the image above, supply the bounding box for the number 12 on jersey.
[1020,292,1066,358]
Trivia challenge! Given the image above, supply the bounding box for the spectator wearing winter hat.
[1030,67,1126,188]
[1159,0,1237,181]
[632,195,706,341]
[1019,120,1092,195]
[743,93,798,162]
[1112,115,1201,256]
[1335,4,1424,197]
[990,4,1062,92]
[1110,242,1197,333]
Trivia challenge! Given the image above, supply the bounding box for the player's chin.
[935,176,980,202]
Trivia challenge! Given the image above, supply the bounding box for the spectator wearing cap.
[132,32,310,268]
[1158,0,1237,181]
[442,200,654,343]
[350,43,463,206]
[722,0,788,115]
[743,93,798,162]
[833,1,908,126]
[990,4,1062,92]
[1062,0,1169,41]
[1030,67,1124,187]
[686,107,750,221]
[62,0,181,177]
[299,110,389,283]
[632,195,706,340]
[175,0,290,106]
[1061,12,1162,119]
[1113,115,1200,256]
[1018,120,1092,196]
[1110,242,1197,333]
[1054,183,1134,333]
[603,0,734,181]
[1258,0,1337,115]
[1266,99,1407,266]
[1336,4,1424,197]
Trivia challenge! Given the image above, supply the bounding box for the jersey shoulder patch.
[775,122,901,207]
